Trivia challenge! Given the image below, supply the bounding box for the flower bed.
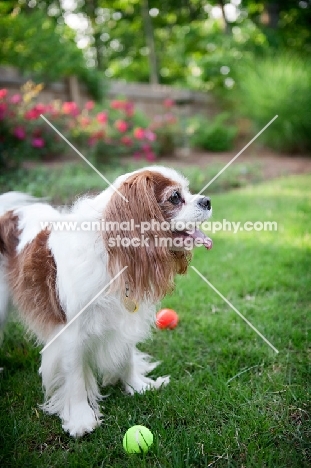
[0,82,180,170]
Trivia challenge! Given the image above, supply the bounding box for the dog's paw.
[125,375,170,395]
[62,402,101,437]
[153,375,170,389]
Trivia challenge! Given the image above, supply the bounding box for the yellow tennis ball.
[123,425,154,454]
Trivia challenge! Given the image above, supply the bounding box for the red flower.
[115,120,128,132]
[36,103,46,114]
[32,137,45,148]
[97,112,108,124]
[25,104,46,120]
[25,109,38,120]
[111,100,124,110]
[144,129,156,141]
[133,127,145,139]
[163,98,174,108]
[62,101,79,116]
[85,101,95,110]
[10,94,22,104]
[121,136,133,146]
[13,127,26,140]
[0,89,8,99]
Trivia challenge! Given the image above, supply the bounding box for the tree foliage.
[0,0,310,91]
[0,10,84,80]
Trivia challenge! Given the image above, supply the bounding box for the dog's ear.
[102,170,189,303]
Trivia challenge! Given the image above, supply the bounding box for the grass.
[0,159,262,205]
[0,171,310,467]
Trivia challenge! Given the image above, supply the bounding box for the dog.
[0,166,212,437]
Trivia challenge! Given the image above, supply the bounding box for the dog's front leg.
[40,324,102,437]
[60,335,102,437]
[121,347,170,395]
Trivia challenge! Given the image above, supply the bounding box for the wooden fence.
[0,66,218,119]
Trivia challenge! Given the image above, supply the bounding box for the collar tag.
[124,283,139,313]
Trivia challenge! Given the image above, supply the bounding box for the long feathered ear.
[102,170,189,303]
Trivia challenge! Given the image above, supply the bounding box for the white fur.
[0,192,44,326]
[0,167,212,437]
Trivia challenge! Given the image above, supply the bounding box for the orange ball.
[156,309,179,329]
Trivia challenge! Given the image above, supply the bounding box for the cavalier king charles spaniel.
[0,166,212,437]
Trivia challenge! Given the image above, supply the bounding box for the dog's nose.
[198,196,211,210]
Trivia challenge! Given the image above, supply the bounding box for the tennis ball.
[123,425,154,454]
[156,308,179,329]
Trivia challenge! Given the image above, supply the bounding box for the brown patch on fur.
[0,211,19,255]
[102,170,191,303]
[152,171,183,220]
[0,213,66,337]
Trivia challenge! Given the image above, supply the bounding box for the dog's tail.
[0,191,42,217]
[0,192,42,328]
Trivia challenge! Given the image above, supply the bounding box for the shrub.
[0,84,161,170]
[150,99,182,156]
[188,113,237,152]
[235,54,311,153]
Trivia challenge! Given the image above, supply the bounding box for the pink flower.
[145,151,156,162]
[62,101,79,116]
[144,129,156,141]
[97,112,108,124]
[10,94,22,104]
[121,136,133,146]
[85,101,95,110]
[163,98,174,108]
[32,137,45,148]
[115,120,128,132]
[0,89,8,99]
[13,126,26,140]
[133,127,145,140]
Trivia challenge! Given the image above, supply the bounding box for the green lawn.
[0,172,310,467]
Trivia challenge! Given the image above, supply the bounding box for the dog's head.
[102,166,212,303]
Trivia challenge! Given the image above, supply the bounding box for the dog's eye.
[168,191,182,205]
